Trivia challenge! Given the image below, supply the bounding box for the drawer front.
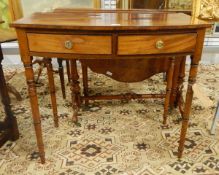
[28,34,112,54]
[118,34,197,55]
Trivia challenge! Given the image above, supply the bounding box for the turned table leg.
[169,57,181,108]
[82,62,89,105]
[177,57,186,115]
[178,29,205,158]
[163,58,175,125]
[70,60,81,123]
[17,29,46,163]
[66,60,71,83]
[169,56,186,109]
[45,58,59,127]
[0,44,19,144]
[178,58,198,158]
[57,58,66,99]
[22,58,45,164]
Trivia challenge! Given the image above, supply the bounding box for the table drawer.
[27,34,112,54]
[118,34,197,55]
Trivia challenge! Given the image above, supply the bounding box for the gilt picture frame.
[192,0,219,20]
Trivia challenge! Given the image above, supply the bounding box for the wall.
[0,0,11,29]
[21,0,93,16]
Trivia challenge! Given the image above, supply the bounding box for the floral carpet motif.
[0,64,219,175]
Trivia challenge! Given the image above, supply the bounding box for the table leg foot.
[39,151,46,164]
[24,61,45,163]
[178,58,199,158]
[178,118,189,158]
[72,113,78,123]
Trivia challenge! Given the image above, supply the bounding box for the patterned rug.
[0,64,219,175]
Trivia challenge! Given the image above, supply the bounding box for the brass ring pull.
[64,40,73,49]
[156,40,164,49]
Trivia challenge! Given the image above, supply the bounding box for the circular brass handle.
[156,40,164,49]
[64,40,73,49]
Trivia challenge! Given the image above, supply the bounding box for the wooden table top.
[11,9,212,30]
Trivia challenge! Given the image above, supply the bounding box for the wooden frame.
[192,0,203,18]
[95,0,129,9]
[93,0,101,8]
[8,0,23,21]
[192,0,219,20]
[116,0,132,9]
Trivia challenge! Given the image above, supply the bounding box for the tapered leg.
[178,60,199,158]
[66,60,71,83]
[82,63,89,105]
[23,59,45,163]
[57,58,66,99]
[169,57,180,108]
[177,57,186,115]
[178,29,206,158]
[0,44,19,142]
[16,29,45,163]
[169,56,185,108]
[163,58,175,125]
[45,58,59,127]
[70,60,81,123]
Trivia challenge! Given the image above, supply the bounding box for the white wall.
[21,0,93,16]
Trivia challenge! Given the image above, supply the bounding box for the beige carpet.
[0,64,219,175]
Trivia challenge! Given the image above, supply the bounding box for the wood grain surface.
[118,34,197,55]
[28,34,112,54]
[11,10,211,30]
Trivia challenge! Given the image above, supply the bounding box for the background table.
[0,20,19,146]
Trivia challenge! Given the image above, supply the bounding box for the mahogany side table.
[11,10,211,163]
